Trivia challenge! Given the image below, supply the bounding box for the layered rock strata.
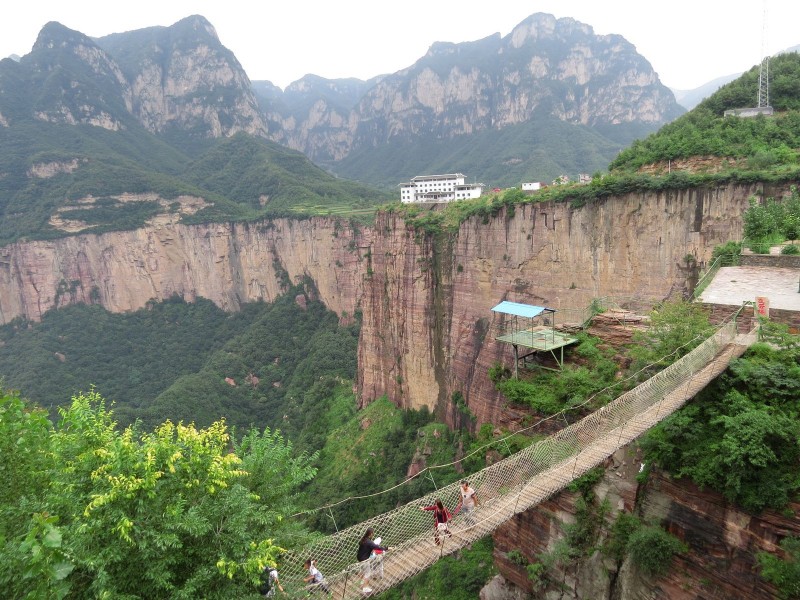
[492,457,796,599]
[0,184,777,426]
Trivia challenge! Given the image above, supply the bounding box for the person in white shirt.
[261,565,284,597]
[456,480,480,526]
[303,559,330,595]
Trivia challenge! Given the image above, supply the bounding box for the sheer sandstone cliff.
[0,184,774,426]
[492,452,796,599]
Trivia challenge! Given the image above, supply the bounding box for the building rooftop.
[698,266,800,311]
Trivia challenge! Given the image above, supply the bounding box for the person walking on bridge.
[303,559,329,595]
[357,527,389,594]
[420,499,453,546]
[455,480,479,526]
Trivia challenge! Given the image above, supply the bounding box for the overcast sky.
[2,1,798,91]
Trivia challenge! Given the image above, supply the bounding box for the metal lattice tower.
[757,2,770,108]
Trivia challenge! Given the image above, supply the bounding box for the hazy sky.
[2,1,798,91]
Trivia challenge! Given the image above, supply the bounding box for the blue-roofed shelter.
[491,301,578,376]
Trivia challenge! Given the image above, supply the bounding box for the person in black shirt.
[357,527,389,594]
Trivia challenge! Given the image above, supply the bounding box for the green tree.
[0,390,317,599]
[628,301,714,377]
[640,338,800,513]
[626,526,687,577]
[743,197,780,246]
[782,186,800,244]
[758,537,800,599]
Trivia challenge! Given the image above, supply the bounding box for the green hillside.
[610,52,800,173]
[0,284,358,437]
[331,113,626,190]
[0,121,390,245]
[182,133,386,216]
[0,23,391,247]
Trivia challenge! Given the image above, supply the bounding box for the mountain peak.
[33,21,98,52]
[508,13,599,48]
[168,14,220,43]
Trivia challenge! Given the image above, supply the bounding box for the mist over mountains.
[0,12,687,236]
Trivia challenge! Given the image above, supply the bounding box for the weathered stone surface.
[493,444,640,597]
[265,13,681,163]
[480,574,531,600]
[617,470,797,600]
[0,218,366,324]
[0,183,784,428]
[492,458,798,600]
[358,184,773,424]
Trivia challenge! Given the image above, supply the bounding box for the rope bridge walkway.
[278,322,756,598]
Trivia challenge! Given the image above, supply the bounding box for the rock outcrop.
[96,16,267,138]
[492,455,795,599]
[0,183,779,429]
[262,13,682,164]
[1,17,267,138]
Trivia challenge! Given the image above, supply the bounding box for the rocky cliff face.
[96,16,267,138]
[1,17,266,138]
[359,184,769,424]
[0,183,777,429]
[263,13,682,163]
[492,452,795,599]
[0,218,367,325]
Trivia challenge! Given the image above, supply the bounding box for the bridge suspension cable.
[275,321,754,598]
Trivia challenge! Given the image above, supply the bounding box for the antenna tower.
[757,1,770,108]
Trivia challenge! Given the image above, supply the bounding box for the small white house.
[399,173,484,204]
[521,182,544,193]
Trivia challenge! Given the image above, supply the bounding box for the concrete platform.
[698,266,800,311]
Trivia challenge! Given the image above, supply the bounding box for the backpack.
[258,568,276,594]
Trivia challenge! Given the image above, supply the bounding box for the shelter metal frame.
[491,301,579,377]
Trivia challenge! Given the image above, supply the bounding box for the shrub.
[627,526,688,576]
[488,362,511,383]
[758,536,800,599]
[526,562,547,587]
[567,466,605,497]
[711,241,742,266]
[781,244,800,255]
[603,512,642,562]
[749,241,774,254]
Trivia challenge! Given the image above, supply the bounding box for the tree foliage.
[0,390,317,599]
[743,185,800,250]
[609,53,800,172]
[628,300,714,377]
[626,526,688,577]
[493,333,620,416]
[640,333,800,513]
[758,537,800,599]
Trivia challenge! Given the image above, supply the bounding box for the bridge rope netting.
[276,321,755,598]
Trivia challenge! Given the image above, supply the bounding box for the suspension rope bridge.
[276,321,756,598]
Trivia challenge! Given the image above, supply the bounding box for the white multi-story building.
[399,173,484,204]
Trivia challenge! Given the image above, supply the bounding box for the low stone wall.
[740,253,800,269]
[704,303,800,334]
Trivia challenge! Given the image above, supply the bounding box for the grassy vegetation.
[610,53,800,173]
[490,332,621,418]
[0,117,389,245]
[640,323,800,513]
[742,185,800,252]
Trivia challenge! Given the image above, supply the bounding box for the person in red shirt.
[420,499,453,546]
